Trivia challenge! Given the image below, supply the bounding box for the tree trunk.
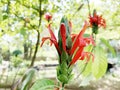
[24,43,29,59]
[28,46,33,59]
[30,30,40,67]
[30,0,42,67]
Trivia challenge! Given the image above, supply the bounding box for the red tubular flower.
[69,36,94,65]
[70,47,84,65]
[70,21,89,55]
[69,21,94,66]
[60,23,66,52]
[44,12,52,21]
[41,24,61,54]
[89,11,106,28]
[71,34,78,42]
[80,52,94,62]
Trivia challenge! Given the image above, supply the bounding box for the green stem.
[86,0,91,15]
[61,83,64,90]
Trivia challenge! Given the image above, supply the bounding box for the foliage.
[11,56,23,67]
[18,68,36,90]
[92,46,107,79]
[30,79,55,90]
[12,49,22,57]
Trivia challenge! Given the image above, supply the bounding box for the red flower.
[44,12,52,21]
[41,24,61,54]
[41,21,95,66]
[69,21,95,65]
[89,11,106,28]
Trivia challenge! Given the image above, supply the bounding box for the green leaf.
[83,34,90,38]
[60,62,68,75]
[68,74,74,82]
[30,79,55,90]
[100,38,116,57]
[20,27,27,36]
[61,51,68,62]
[20,69,36,90]
[84,45,93,52]
[78,45,93,76]
[82,60,92,76]
[3,14,8,20]
[66,35,72,49]
[58,74,68,84]
[92,46,108,79]
[57,65,61,76]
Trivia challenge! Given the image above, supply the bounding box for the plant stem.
[61,83,64,90]
[86,0,91,15]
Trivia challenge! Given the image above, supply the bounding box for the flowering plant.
[41,14,95,89]
[89,10,106,34]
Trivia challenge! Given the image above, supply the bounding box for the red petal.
[71,34,78,42]
[70,21,89,55]
[70,47,84,65]
[41,37,61,54]
[60,23,66,51]
[48,24,57,41]
[79,52,94,62]
[40,37,51,47]
[83,36,95,46]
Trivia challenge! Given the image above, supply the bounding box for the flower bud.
[44,12,52,22]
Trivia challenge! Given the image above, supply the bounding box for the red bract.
[60,23,66,52]
[44,12,52,21]
[89,12,106,28]
[41,21,95,66]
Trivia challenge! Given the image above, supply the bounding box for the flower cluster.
[41,13,95,85]
[89,10,106,34]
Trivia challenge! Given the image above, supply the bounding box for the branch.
[30,0,42,67]
[86,0,91,15]
[17,0,39,12]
